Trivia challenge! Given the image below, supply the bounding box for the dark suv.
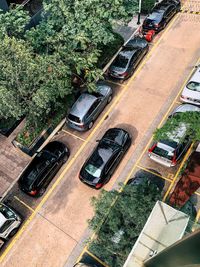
[142,0,181,33]
[18,141,69,196]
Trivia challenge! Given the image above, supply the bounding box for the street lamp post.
[137,0,142,24]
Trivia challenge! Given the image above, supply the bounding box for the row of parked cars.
[0,0,185,251]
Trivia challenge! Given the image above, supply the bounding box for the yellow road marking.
[86,249,109,267]
[195,209,200,222]
[175,101,182,105]
[195,191,200,196]
[167,173,174,180]
[61,129,86,142]
[14,196,35,213]
[77,13,196,263]
[136,165,172,182]
[163,143,194,202]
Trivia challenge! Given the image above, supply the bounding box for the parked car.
[79,128,132,189]
[127,169,165,192]
[142,0,180,33]
[180,66,200,105]
[67,84,112,131]
[169,149,200,207]
[169,103,200,118]
[108,36,149,80]
[0,203,22,240]
[148,123,192,167]
[18,141,70,196]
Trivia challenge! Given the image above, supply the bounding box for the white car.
[180,66,200,105]
[0,203,22,240]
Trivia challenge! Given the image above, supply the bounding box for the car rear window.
[153,142,175,160]
[146,10,164,23]
[186,81,200,92]
[68,114,81,123]
[113,54,129,68]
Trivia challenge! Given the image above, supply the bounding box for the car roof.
[120,49,137,59]
[69,93,97,119]
[102,128,128,146]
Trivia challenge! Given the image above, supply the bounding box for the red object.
[148,143,157,153]
[145,30,156,42]
[95,183,103,189]
[169,151,200,208]
[29,190,37,196]
[171,152,177,166]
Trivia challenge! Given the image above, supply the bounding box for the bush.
[141,0,156,14]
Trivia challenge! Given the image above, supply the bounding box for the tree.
[88,180,161,267]
[153,112,200,142]
[0,35,72,124]
[141,0,156,14]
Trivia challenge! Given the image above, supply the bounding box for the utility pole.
[137,0,142,24]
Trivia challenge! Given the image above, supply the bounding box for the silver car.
[67,84,112,131]
[180,66,200,105]
[0,203,22,240]
[169,103,200,117]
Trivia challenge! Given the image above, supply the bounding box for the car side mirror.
[96,139,100,142]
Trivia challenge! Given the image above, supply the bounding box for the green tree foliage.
[153,112,200,142]
[0,35,72,123]
[141,0,156,14]
[0,6,30,39]
[88,180,161,267]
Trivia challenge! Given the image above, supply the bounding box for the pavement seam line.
[37,212,78,243]
[136,165,172,182]
[61,129,86,142]
[75,16,200,265]
[14,196,35,213]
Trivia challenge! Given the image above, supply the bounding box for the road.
[1,4,200,267]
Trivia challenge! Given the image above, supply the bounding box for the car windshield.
[186,81,200,92]
[85,164,101,178]
[0,204,15,219]
[153,142,175,160]
[147,11,164,23]
[113,54,129,68]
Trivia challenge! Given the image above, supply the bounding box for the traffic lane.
[63,81,123,141]
[3,131,84,211]
[1,213,77,267]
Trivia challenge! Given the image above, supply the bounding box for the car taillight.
[148,143,157,153]
[95,183,103,189]
[29,190,37,196]
[171,154,177,166]
[119,72,128,77]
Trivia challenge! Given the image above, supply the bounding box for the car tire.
[107,94,112,104]
[88,121,94,130]
[8,228,19,238]
[38,187,46,197]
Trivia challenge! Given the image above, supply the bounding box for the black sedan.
[79,128,132,189]
[18,141,70,197]
[108,36,148,80]
[142,0,180,33]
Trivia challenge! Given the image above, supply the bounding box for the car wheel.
[88,121,94,130]
[107,94,112,104]
[9,228,19,238]
[38,187,46,197]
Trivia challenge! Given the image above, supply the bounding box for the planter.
[12,118,66,156]
[12,126,52,156]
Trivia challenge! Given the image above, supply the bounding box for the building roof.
[123,201,189,267]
